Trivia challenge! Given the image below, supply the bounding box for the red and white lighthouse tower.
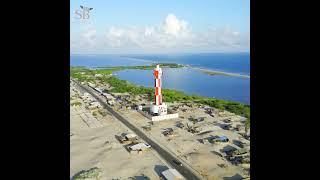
[150,64,167,115]
[154,64,163,105]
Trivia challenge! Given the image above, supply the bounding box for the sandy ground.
[70,85,168,179]
[190,67,250,78]
[70,79,250,179]
[118,106,249,179]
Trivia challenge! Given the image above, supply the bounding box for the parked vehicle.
[172,159,183,166]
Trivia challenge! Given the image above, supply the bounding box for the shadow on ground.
[129,174,151,180]
[223,173,244,180]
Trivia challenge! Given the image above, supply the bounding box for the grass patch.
[72,167,102,180]
[71,101,82,106]
[98,110,108,117]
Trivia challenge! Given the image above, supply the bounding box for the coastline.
[71,64,250,104]
[71,66,250,113]
[189,66,250,78]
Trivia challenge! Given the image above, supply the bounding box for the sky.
[71,0,250,54]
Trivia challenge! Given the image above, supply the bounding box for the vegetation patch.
[98,110,108,117]
[70,66,250,121]
[71,101,82,106]
[72,167,102,180]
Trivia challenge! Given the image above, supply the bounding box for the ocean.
[70,53,250,104]
[123,53,250,76]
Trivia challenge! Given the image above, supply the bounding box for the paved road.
[73,80,202,180]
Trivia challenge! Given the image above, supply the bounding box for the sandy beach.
[190,66,250,78]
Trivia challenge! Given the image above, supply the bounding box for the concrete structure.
[94,87,103,93]
[146,64,179,122]
[150,65,167,115]
[151,113,179,122]
[161,169,184,180]
[214,136,229,143]
[88,101,102,109]
[102,93,114,100]
[94,74,103,77]
[125,133,137,140]
[128,143,151,152]
[102,92,116,105]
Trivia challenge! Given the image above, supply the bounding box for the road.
[73,80,202,180]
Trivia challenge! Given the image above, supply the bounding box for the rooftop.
[129,143,151,151]
[161,169,184,180]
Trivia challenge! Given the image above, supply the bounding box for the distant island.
[191,67,250,78]
[96,63,184,70]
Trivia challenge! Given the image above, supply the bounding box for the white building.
[125,134,137,140]
[161,169,184,180]
[95,74,103,77]
[94,87,103,93]
[128,143,151,151]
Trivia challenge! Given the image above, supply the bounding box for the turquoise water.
[116,68,250,104]
[70,54,250,104]
[123,53,250,76]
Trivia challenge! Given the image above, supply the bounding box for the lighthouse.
[150,64,167,115]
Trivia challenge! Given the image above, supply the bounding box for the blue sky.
[71,0,250,54]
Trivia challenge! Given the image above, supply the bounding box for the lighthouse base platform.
[150,113,179,122]
[136,103,179,122]
[150,103,168,116]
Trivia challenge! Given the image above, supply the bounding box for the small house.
[128,143,151,152]
[163,128,174,136]
[125,134,137,141]
[213,136,229,143]
[161,169,184,180]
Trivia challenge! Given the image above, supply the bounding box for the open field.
[70,83,169,179]
[118,105,249,179]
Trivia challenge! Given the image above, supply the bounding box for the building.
[88,82,96,88]
[88,101,102,109]
[128,143,151,152]
[124,134,137,141]
[150,64,167,116]
[132,64,180,121]
[102,93,114,100]
[161,169,184,180]
[118,133,138,144]
[213,136,229,143]
[94,74,103,77]
[94,87,103,93]
[102,93,116,105]
[143,64,179,122]
[163,128,174,136]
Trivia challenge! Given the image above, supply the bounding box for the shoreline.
[71,65,250,104]
[71,66,250,123]
[92,64,250,78]
[188,66,250,78]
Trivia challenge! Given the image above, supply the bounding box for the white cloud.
[162,13,190,37]
[71,14,249,53]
